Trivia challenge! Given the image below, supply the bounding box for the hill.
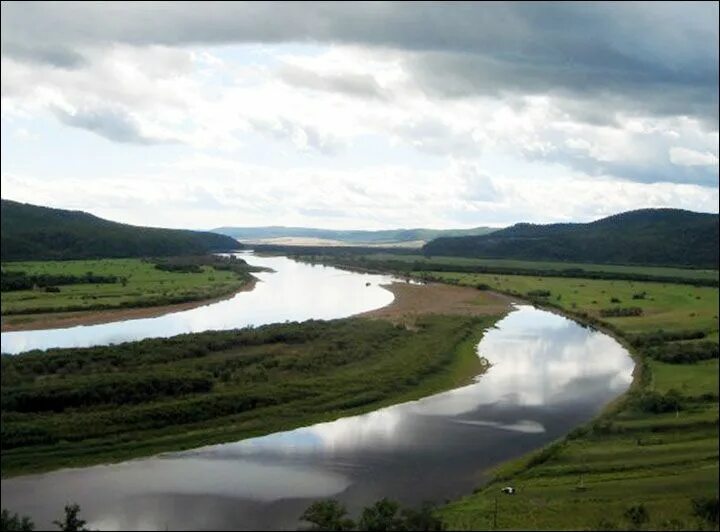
[211,226,497,247]
[423,209,719,268]
[1,199,240,261]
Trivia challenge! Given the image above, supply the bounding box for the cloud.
[456,162,501,202]
[1,42,86,69]
[247,117,343,154]
[278,64,385,99]
[53,106,169,144]
[2,2,717,124]
[1,2,717,229]
[3,157,717,232]
[669,146,720,167]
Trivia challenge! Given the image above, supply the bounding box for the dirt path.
[358,282,515,323]
[1,279,258,332]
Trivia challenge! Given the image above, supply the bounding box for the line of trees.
[300,499,444,531]
[289,254,719,287]
[1,503,88,532]
[1,270,121,292]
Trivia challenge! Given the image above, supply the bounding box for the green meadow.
[366,253,719,282]
[425,271,718,333]
[1,258,247,318]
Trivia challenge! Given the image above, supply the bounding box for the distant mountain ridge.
[212,226,497,247]
[423,209,719,268]
[1,199,240,261]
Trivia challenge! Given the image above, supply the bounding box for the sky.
[1,1,718,231]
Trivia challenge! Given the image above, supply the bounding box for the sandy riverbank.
[359,281,515,323]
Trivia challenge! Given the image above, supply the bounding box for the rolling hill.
[1,199,240,261]
[211,226,497,247]
[423,209,719,268]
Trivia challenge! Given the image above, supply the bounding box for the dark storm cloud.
[2,2,716,124]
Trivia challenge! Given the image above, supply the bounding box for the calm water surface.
[1,304,634,530]
[1,253,397,354]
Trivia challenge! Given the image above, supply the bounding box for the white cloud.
[669,146,720,167]
[1,4,717,230]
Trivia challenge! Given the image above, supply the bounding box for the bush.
[358,499,405,531]
[692,496,718,526]
[630,329,706,347]
[646,342,719,364]
[600,307,643,317]
[624,504,649,530]
[634,390,683,414]
[527,289,551,297]
[300,500,355,531]
[0,509,34,531]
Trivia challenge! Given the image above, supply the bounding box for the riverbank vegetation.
[275,251,718,287]
[303,256,718,530]
[1,503,89,531]
[1,255,259,328]
[0,314,499,477]
[300,498,445,531]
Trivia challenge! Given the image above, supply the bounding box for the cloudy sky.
[1,2,718,230]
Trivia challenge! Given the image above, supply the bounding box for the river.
[0,254,634,530]
[1,253,397,354]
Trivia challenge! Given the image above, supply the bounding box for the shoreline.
[1,278,258,332]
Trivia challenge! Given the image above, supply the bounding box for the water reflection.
[0,306,634,531]
[1,253,396,354]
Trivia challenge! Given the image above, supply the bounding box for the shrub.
[646,342,719,364]
[692,496,719,526]
[600,307,643,317]
[300,500,355,531]
[527,289,551,297]
[0,509,34,531]
[634,390,683,414]
[624,504,649,530]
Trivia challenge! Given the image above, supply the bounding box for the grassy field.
[425,271,718,334]
[399,270,720,529]
[1,258,249,318]
[0,314,499,477]
[367,253,719,281]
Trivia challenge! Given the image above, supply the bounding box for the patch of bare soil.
[358,282,514,324]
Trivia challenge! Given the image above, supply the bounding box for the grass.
[0,314,499,477]
[327,252,720,282]
[649,359,719,396]
[1,258,248,317]
[425,271,718,334]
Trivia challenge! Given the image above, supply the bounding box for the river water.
[1,279,634,530]
[1,253,397,354]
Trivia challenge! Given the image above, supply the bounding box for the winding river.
[1,253,397,354]
[0,254,634,531]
